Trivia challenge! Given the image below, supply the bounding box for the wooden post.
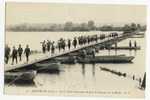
[129,40,132,56]
[115,42,117,55]
[141,72,146,90]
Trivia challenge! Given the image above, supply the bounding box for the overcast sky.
[6,2,147,25]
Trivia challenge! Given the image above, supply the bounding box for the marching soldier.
[18,44,23,61]
[5,45,11,64]
[11,46,18,65]
[51,41,55,55]
[42,40,46,53]
[68,39,71,50]
[24,45,31,62]
[73,37,77,48]
[47,40,51,52]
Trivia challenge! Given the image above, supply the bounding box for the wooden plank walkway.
[5,33,134,72]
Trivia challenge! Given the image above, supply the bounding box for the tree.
[80,23,89,31]
[130,23,137,31]
[64,22,73,31]
[137,24,141,30]
[122,24,131,31]
[87,20,95,30]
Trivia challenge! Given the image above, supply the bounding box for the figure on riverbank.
[18,44,23,61]
[5,45,11,64]
[11,46,18,65]
[24,45,31,62]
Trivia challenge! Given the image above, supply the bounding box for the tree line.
[6,21,146,32]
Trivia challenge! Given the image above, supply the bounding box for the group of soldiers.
[40,33,110,54]
[41,40,55,54]
[5,32,119,65]
[41,38,78,54]
[5,44,31,65]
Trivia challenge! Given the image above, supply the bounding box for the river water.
[4,31,145,98]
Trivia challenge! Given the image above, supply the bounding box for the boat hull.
[52,55,134,64]
[5,70,37,84]
[34,63,60,73]
[77,55,134,63]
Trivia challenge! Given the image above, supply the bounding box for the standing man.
[73,37,77,48]
[62,39,66,51]
[42,40,46,53]
[68,39,71,50]
[58,40,61,52]
[18,44,23,61]
[51,42,55,55]
[5,45,11,64]
[47,40,51,52]
[24,45,31,62]
[11,46,18,65]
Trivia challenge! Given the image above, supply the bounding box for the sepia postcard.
[4,2,146,98]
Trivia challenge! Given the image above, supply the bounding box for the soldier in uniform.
[47,40,51,52]
[18,44,23,61]
[5,45,11,64]
[62,39,66,51]
[58,40,61,52]
[73,37,77,48]
[51,41,55,55]
[24,45,31,62]
[68,39,71,50]
[11,46,18,65]
[42,40,46,53]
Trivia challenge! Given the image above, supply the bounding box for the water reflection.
[129,50,132,56]
[92,64,95,77]
[81,63,96,78]
[81,64,85,77]
[134,50,137,56]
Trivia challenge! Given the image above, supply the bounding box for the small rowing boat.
[34,62,60,72]
[5,70,37,84]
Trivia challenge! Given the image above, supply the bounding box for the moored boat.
[51,54,134,64]
[54,56,77,64]
[77,55,134,63]
[34,62,60,72]
[5,70,37,84]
